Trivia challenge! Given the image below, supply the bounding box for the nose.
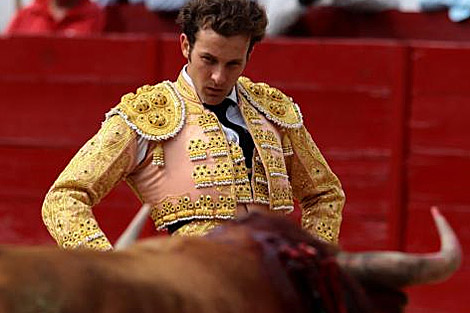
[211,65,227,86]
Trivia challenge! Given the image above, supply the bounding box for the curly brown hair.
[176,0,268,54]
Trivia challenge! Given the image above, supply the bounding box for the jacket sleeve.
[285,126,345,244]
[42,115,138,250]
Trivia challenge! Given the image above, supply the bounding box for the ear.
[180,33,190,60]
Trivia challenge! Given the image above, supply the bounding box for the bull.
[0,206,460,313]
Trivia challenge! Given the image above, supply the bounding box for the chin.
[203,97,223,106]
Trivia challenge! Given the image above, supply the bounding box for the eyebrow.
[200,52,243,64]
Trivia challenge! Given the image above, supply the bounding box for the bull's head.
[118,205,461,289]
[116,205,461,313]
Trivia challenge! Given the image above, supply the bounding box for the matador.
[42,0,345,251]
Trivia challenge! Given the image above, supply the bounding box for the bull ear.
[336,207,462,288]
[114,204,152,251]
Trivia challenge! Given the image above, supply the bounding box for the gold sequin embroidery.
[235,181,253,203]
[253,129,282,152]
[111,81,185,141]
[152,143,165,166]
[151,194,236,230]
[238,77,303,129]
[198,112,220,133]
[208,133,230,157]
[42,115,136,250]
[188,139,208,161]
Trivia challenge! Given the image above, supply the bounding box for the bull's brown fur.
[0,227,286,313]
[0,211,458,313]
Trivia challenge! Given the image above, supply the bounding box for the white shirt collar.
[182,65,238,104]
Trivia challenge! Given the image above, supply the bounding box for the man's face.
[180,28,250,105]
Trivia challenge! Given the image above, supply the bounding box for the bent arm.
[285,126,345,243]
[42,115,138,250]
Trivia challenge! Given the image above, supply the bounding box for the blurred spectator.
[258,0,316,36]
[5,0,105,35]
[96,0,188,11]
[316,0,470,22]
[260,0,470,36]
[420,0,470,22]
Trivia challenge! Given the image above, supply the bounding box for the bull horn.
[114,203,151,251]
[336,207,462,288]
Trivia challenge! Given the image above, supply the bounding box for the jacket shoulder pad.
[238,77,303,129]
[106,81,185,141]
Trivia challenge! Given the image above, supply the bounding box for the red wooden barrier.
[404,42,470,313]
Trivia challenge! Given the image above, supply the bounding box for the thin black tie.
[204,99,255,169]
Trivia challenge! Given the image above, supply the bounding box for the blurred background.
[0,1,468,312]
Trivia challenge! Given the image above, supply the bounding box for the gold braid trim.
[238,77,303,129]
[286,126,345,244]
[42,115,137,250]
[107,81,186,141]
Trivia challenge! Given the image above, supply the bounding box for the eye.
[202,56,216,64]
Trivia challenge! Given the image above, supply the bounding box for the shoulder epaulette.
[238,76,303,129]
[106,81,186,141]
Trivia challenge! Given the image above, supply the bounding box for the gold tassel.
[282,134,293,156]
[152,143,165,166]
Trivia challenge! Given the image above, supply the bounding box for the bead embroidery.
[282,134,294,156]
[213,161,234,186]
[253,178,270,205]
[191,161,235,188]
[271,185,294,212]
[229,142,245,164]
[263,152,288,178]
[238,77,303,129]
[241,105,263,125]
[152,143,165,166]
[233,161,249,184]
[151,194,237,230]
[235,182,253,203]
[192,164,213,189]
[253,129,283,152]
[188,139,208,161]
[208,133,230,157]
[316,221,335,242]
[108,81,186,141]
[198,112,220,133]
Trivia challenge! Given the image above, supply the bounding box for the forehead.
[193,28,250,61]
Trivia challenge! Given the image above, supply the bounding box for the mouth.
[206,86,224,95]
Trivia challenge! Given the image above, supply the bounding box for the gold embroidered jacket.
[42,74,345,251]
